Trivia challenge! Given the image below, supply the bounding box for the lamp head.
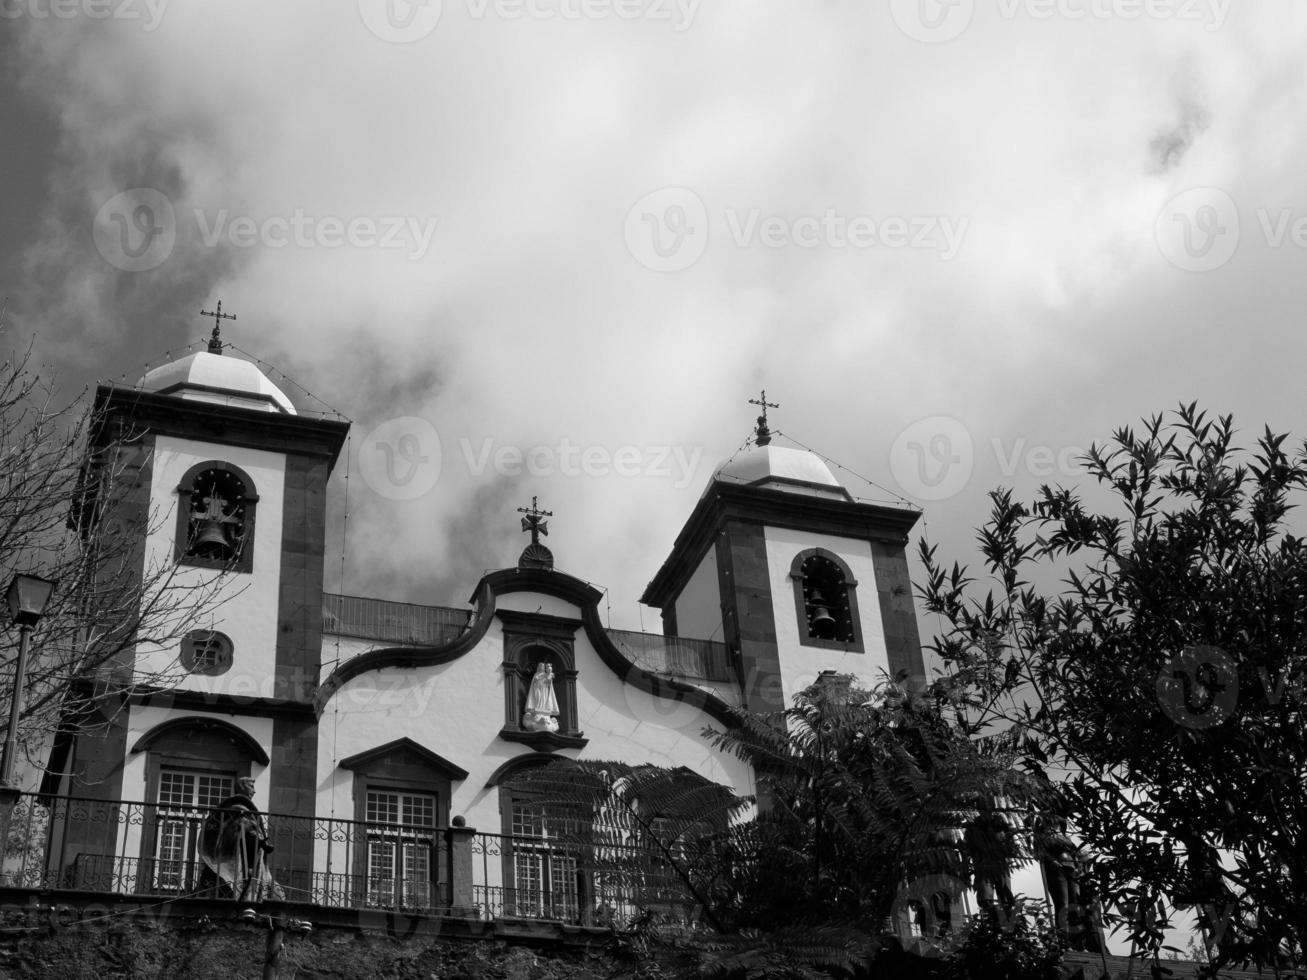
[5,574,56,628]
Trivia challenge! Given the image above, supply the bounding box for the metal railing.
[0,794,701,928]
[322,593,471,646]
[1,792,449,914]
[604,629,733,682]
[320,595,732,683]
[469,831,699,928]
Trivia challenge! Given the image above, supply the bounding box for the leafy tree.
[0,325,234,786]
[944,898,1065,980]
[920,404,1307,972]
[700,679,1045,937]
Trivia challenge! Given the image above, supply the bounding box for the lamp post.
[2,573,56,790]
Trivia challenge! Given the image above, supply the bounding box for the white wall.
[671,546,723,642]
[315,591,756,839]
[762,525,892,706]
[494,592,581,619]
[120,705,274,803]
[134,435,286,700]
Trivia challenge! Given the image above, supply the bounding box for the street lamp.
[3,573,56,789]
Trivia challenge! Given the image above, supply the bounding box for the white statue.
[522,662,560,732]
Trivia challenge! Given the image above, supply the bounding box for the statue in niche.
[1038,817,1103,953]
[523,662,560,732]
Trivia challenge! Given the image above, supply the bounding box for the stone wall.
[0,897,617,980]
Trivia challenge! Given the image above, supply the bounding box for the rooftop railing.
[322,593,471,646]
[321,593,733,686]
[604,629,733,682]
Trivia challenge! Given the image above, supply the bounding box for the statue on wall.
[198,777,283,905]
[1037,817,1104,953]
[966,806,1016,910]
[523,662,560,732]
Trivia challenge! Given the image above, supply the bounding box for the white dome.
[711,445,850,500]
[138,351,297,415]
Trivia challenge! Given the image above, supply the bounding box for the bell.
[191,519,233,560]
[806,588,838,640]
[809,605,838,640]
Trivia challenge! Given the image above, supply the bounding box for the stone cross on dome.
[201,301,237,354]
[749,389,779,447]
[516,496,554,571]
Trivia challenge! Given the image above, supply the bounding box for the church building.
[36,322,999,924]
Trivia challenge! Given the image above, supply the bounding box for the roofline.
[641,481,922,609]
[151,380,294,414]
[92,384,351,469]
[316,565,740,727]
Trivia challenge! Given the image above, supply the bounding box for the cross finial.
[748,389,780,447]
[517,496,553,547]
[200,301,237,354]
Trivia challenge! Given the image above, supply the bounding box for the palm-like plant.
[702,679,1046,934]
[508,676,1049,979]
[506,760,751,932]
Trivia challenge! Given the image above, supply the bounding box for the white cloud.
[8,0,1307,629]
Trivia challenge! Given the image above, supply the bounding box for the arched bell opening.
[789,549,863,652]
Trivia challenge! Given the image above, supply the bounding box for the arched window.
[175,461,258,573]
[180,630,234,676]
[789,549,864,653]
[492,761,728,927]
[494,756,589,923]
[128,717,268,895]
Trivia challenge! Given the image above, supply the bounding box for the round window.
[181,630,234,676]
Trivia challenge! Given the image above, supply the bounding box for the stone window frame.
[179,629,235,676]
[339,739,467,909]
[174,459,259,574]
[354,781,442,909]
[788,547,865,653]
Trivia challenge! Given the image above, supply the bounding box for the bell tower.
[642,398,924,713]
[51,309,348,842]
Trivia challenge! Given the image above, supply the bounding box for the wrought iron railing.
[0,795,700,928]
[0,792,448,914]
[322,593,471,646]
[468,831,699,928]
[604,629,733,682]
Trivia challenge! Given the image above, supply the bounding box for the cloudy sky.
[2,0,1305,644]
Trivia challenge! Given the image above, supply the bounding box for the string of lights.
[770,428,917,510]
